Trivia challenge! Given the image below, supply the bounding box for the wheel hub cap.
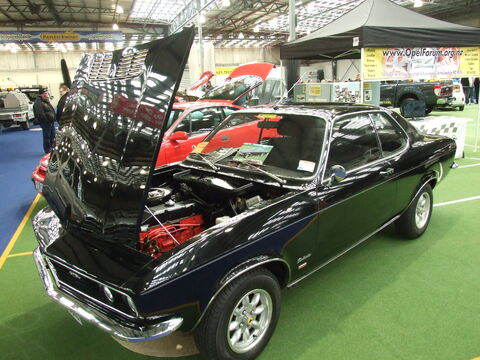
[227,289,273,354]
[415,192,431,229]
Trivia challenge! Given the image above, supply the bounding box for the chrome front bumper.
[33,248,183,342]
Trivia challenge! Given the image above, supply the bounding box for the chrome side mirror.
[328,165,347,184]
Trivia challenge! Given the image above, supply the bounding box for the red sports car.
[31,62,278,193]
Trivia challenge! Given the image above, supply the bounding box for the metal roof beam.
[43,0,63,25]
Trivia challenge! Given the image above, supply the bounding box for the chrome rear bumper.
[33,248,183,342]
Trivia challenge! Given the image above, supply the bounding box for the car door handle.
[380,168,394,177]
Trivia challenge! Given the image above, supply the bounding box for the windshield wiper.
[233,160,286,185]
[190,153,218,170]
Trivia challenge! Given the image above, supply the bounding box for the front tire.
[194,267,281,360]
[396,183,433,239]
[459,105,465,111]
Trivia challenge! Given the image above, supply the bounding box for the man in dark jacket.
[33,88,56,154]
[56,84,69,124]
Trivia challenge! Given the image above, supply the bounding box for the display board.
[362,47,480,80]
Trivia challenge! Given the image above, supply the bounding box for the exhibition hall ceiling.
[0,0,478,51]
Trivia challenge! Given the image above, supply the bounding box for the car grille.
[48,259,134,317]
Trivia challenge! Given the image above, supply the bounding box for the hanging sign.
[0,31,124,43]
[362,47,480,80]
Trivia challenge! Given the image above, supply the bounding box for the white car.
[451,82,465,111]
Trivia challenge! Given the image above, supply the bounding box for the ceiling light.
[115,5,124,14]
[222,0,231,7]
[413,0,423,7]
[112,23,119,30]
[238,32,244,39]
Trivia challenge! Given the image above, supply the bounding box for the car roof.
[172,100,233,110]
[237,103,381,121]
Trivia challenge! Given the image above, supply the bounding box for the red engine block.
[138,214,204,258]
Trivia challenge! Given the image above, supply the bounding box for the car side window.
[190,107,223,134]
[223,107,238,118]
[326,114,382,172]
[370,112,407,155]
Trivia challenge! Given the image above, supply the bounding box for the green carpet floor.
[1,106,479,360]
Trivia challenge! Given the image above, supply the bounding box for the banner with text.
[363,47,480,80]
[0,31,124,43]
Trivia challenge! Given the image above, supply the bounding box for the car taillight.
[434,84,442,97]
[13,114,22,118]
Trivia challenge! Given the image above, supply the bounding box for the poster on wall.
[362,47,480,80]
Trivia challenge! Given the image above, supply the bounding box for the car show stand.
[410,116,470,158]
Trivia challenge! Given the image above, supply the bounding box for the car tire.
[459,105,464,111]
[395,183,433,239]
[425,106,433,114]
[21,120,30,130]
[400,97,416,116]
[194,267,281,360]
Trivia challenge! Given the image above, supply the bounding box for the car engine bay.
[137,168,289,258]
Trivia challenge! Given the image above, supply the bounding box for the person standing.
[474,77,479,105]
[461,77,471,104]
[56,84,69,125]
[33,88,56,154]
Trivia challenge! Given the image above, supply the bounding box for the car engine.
[137,169,288,258]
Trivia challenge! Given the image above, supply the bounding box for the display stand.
[410,116,471,158]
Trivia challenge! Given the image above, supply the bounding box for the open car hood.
[200,62,275,103]
[42,28,194,245]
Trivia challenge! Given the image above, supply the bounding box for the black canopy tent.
[280,0,480,60]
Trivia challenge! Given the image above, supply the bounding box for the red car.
[31,62,277,193]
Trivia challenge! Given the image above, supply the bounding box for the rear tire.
[459,105,465,111]
[395,183,433,239]
[425,106,433,114]
[21,120,30,130]
[400,97,416,116]
[194,267,281,360]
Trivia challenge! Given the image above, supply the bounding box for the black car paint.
[41,27,195,245]
[35,101,456,334]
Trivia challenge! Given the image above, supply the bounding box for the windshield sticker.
[233,143,273,165]
[191,142,208,153]
[257,113,279,119]
[297,160,315,173]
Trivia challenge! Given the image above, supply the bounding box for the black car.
[32,28,456,360]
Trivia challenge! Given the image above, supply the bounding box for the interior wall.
[0,52,83,105]
[1,45,281,102]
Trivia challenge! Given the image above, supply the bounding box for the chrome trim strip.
[33,248,183,342]
[192,257,290,330]
[287,214,401,288]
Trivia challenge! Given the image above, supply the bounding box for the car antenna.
[276,71,308,105]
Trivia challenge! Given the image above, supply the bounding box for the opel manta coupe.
[32,28,456,360]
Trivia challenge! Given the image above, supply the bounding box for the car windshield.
[201,75,262,101]
[185,112,327,181]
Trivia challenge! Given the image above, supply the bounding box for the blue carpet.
[0,124,44,254]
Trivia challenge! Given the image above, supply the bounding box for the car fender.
[191,255,290,330]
